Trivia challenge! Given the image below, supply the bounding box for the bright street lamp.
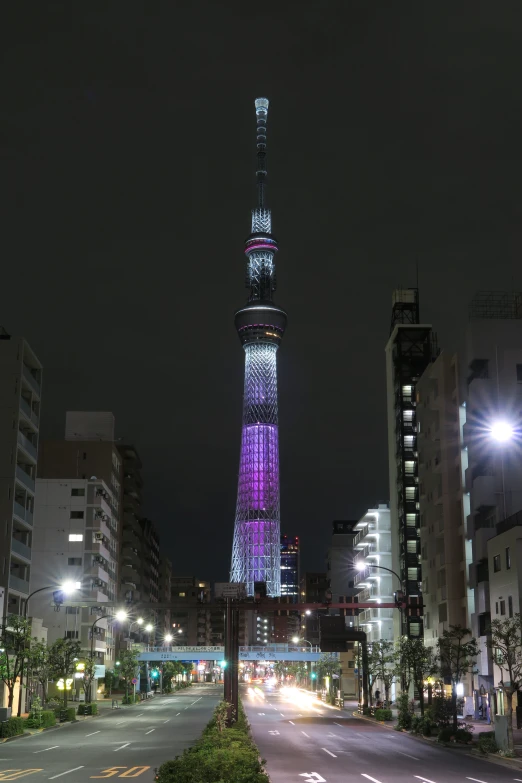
[355,560,403,589]
[489,420,515,443]
[165,634,173,643]
[145,623,153,633]
[291,636,312,649]
[115,610,128,622]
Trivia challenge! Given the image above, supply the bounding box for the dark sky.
[3,2,521,583]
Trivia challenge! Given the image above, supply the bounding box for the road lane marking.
[414,777,438,783]
[135,713,143,717]
[114,744,130,752]
[466,779,489,783]
[163,719,170,723]
[86,731,101,737]
[280,713,285,717]
[322,748,337,757]
[49,767,84,779]
[145,729,154,735]
[258,713,266,715]
[34,747,59,754]
[0,771,42,781]
[396,751,420,760]
[361,776,384,783]
[190,698,202,705]
[176,712,181,716]
[289,721,295,725]
[333,722,343,727]
[301,731,310,737]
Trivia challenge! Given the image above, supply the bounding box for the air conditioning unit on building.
[94,532,103,541]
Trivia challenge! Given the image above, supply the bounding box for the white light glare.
[115,610,128,622]
[355,561,366,571]
[490,421,514,443]
[61,580,78,594]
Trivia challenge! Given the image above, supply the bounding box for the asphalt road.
[243,685,522,783]
[0,684,221,782]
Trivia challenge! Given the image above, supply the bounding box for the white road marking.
[322,748,337,757]
[49,767,84,779]
[280,713,285,717]
[414,777,438,783]
[163,719,170,723]
[466,779,489,783]
[334,722,343,727]
[176,712,181,716]
[301,731,310,737]
[145,729,155,734]
[258,712,266,715]
[136,713,143,717]
[85,731,100,737]
[115,721,126,725]
[397,751,420,760]
[289,721,295,725]
[191,698,202,705]
[268,730,280,735]
[114,743,130,751]
[35,746,59,753]
[362,776,384,783]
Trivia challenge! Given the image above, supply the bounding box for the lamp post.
[89,610,126,702]
[291,636,313,650]
[18,581,79,716]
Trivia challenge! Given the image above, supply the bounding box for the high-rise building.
[352,505,393,644]
[327,521,357,601]
[0,331,42,619]
[385,289,435,639]
[280,535,299,601]
[417,352,470,649]
[230,98,287,598]
[32,478,119,667]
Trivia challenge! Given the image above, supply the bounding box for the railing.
[17,430,37,460]
[11,538,31,560]
[22,364,41,396]
[16,465,35,493]
[142,644,323,653]
[13,501,26,521]
[9,574,30,594]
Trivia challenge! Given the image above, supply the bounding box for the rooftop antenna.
[255,98,269,208]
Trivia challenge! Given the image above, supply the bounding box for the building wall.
[280,535,299,602]
[0,335,42,619]
[299,572,329,646]
[327,521,357,601]
[32,478,118,665]
[417,352,469,649]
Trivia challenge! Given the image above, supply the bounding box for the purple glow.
[237,423,279,511]
[244,243,277,254]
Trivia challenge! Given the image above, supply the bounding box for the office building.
[327,521,357,601]
[280,535,299,601]
[0,332,42,619]
[385,289,435,639]
[230,98,287,597]
[352,505,393,643]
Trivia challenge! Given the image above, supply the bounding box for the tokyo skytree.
[230,98,287,597]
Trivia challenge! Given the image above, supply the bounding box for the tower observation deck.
[230,98,287,597]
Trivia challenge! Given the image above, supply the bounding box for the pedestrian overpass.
[138,644,328,663]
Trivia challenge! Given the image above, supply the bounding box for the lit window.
[69,534,83,542]
[506,547,511,570]
[179,592,186,597]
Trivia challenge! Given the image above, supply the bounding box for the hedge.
[155,701,268,783]
[42,711,57,728]
[374,708,392,722]
[0,717,25,738]
[78,704,98,716]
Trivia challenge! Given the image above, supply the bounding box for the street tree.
[80,654,97,703]
[409,640,438,716]
[437,625,478,731]
[394,636,414,695]
[119,647,141,701]
[48,638,82,708]
[368,640,396,705]
[488,614,522,753]
[316,654,341,701]
[287,662,307,686]
[104,668,116,697]
[28,639,52,705]
[0,616,33,710]
[273,661,286,682]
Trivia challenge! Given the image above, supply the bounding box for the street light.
[18,581,79,716]
[164,634,173,644]
[488,419,515,520]
[291,636,313,649]
[355,560,403,589]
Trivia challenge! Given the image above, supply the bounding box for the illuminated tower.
[230,98,287,597]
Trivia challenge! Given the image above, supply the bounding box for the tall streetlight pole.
[355,561,403,591]
[89,609,127,702]
[18,581,79,716]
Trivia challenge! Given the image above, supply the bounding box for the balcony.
[9,574,30,594]
[22,364,41,397]
[16,465,35,493]
[11,537,31,561]
[14,501,27,522]
[17,431,37,461]
[19,396,39,427]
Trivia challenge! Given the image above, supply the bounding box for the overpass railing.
[142,644,322,654]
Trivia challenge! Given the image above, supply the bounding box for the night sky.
[3,2,521,584]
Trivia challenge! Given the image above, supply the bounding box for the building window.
[71,488,85,497]
[509,596,514,618]
[70,511,84,519]
[500,600,506,616]
[495,602,499,615]
[68,557,82,565]
[493,555,501,572]
[506,547,511,570]
[66,607,80,615]
[178,592,186,597]
[69,534,83,542]
[65,631,79,639]
[517,364,522,382]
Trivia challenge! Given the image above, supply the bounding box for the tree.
[287,662,307,686]
[104,669,116,697]
[273,661,286,682]
[0,616,32,710]
[119,648,140,701]
[48,638,82,708]
[316,654,341,700]
[488,614,522,753]
[409,640,438,716]
[437,625,478,731]
[368,640,396,705]
[80,654,97,703]
[27,639,52,705]
[394,636,414,695]
[161,662,176,692]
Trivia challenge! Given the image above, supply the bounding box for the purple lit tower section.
[230,98,287,597]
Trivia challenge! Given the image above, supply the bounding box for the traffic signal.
[151,669,159,679]
[311,672,317,680]
[220,661,227,669]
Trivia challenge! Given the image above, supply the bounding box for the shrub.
[429,697,453,727]
[77,704,98,715]
[0,717,25,738]
[374,708,392,721]
[65,707,76,722]
[455,728,473,744]
[478,735,498,755]
[396,693,412,731]
[437,727,455,744]
[42,711,56,728]
[134,694,141,703]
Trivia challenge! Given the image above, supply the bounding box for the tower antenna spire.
[255,97,269,208]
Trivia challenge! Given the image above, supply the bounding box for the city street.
[0,684,220,782]
[244,685,522,783]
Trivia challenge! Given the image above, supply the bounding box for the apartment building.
[385,289,435,639]
[327,521,357,601]
[32,478,118,667]
[352,505,393,644]
[0,332,42,619]
[417,352,470,648]
[280,534,300,602]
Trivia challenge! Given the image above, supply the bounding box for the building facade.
[230,98,287,597]
[385,289,435,639]
[299,572,329,647]
[280,535,299,601]
[327,520,357,601]
[0,333,42,619]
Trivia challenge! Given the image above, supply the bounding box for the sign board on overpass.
[137,645,328,663]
